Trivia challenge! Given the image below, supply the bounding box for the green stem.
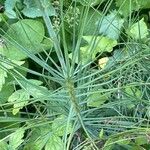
[66,79,98,149]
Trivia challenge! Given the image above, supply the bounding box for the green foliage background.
[0,0,150,149]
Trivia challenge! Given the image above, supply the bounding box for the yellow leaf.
[98,57,109,69]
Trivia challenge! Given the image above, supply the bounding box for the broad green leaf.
[129,145,146,150]
[11,60,25,66]
[24,85,48,99]
[98,11,124,40]
[135,136,148,145]
[70,36,117,64]
[0,83,14,104]
[1,60,25,70]
[103,138,114,150]
[0,141,8,150]
[24,141,44,150]
[80,36,117,64]
[123,87,141,109]
[19,79,43,88]
[116,0,150,17]
[117,136,130,145]
[116,0,137,17]
[40,38,53,51]
[52,115,72,136]
[127,18,148,39]
[6,19,44,45]
[87,92,109,107]
[8,89,30,115]
[4,0,18,18]
[19,79,49,98]
[9,128,25,149]
[4,19,45,60]
[0,68,7,91]
[45,135,64,150]
[0,14,4,22]
[24,125,52,150]
[8,79,49,114]
[0,43,24,91]
[83,8,102,35]
[125,87,142,98]
[3,42,52,60]
[79,45,91,64]
[99,128,104,139]
[82,36,117,53]
[22,0,56,18]
[0,0,5,3]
